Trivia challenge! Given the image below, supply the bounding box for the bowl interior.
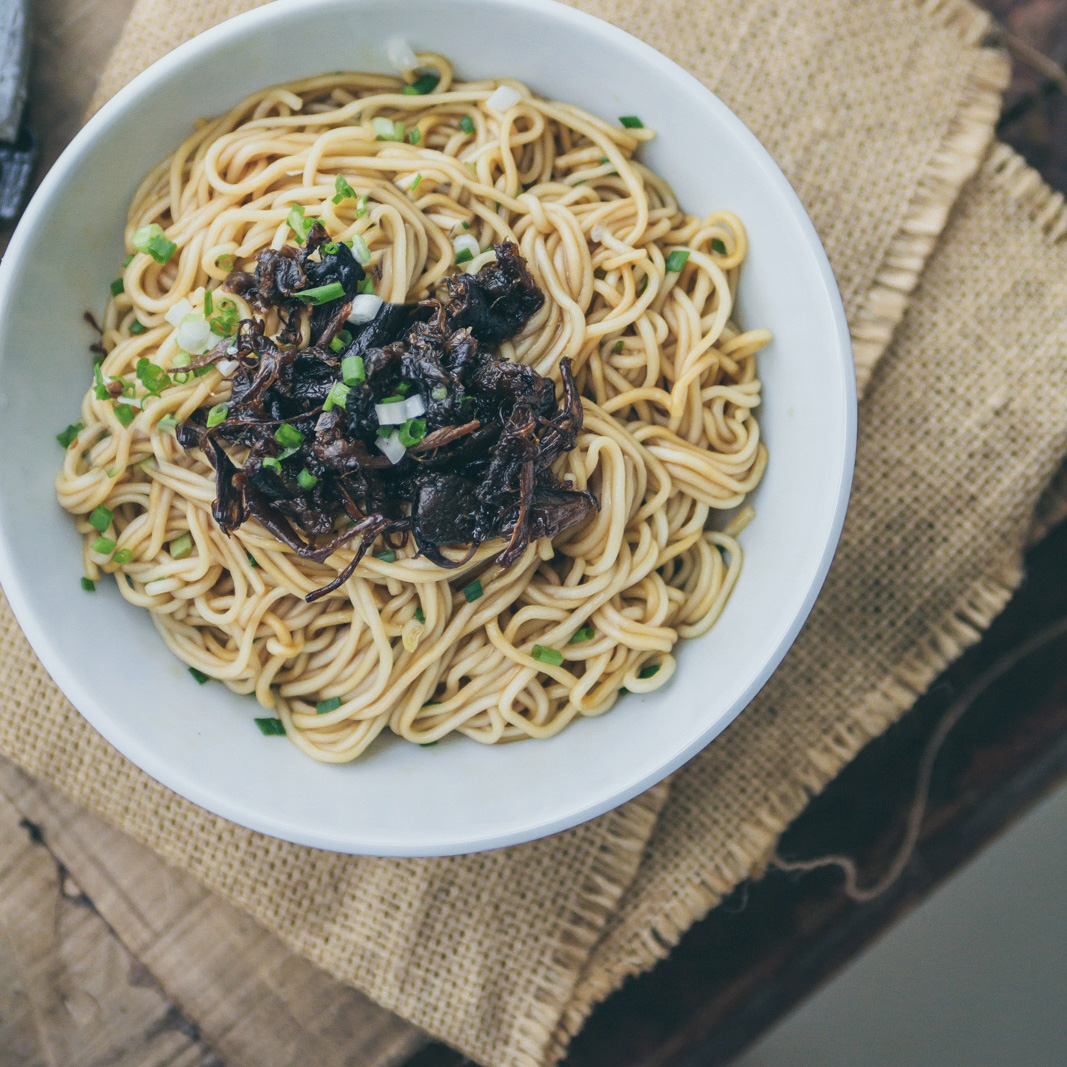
[0,0,854,855]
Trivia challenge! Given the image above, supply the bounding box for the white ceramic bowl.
[0,0,854,855]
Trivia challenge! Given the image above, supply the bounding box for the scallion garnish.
[613,340,624,354]
[94,363,109,400]
[531,644,563,666]
[216,253,235,270]
[286,204,317,241]
[455,248,474,264]
[329,329,352,354]
[57,422,83,448]
[398,417,426,447]
[408,128,422,145]
[349,234,371,266]
[341,354,365,385]
[132,223,177,264]
[188,667,210,684]
[136,357,172,395]
[316,696,342,714]
[356,194,369,218]
[414,607,426,623]
[172,352,191,368]
[332,174,358,204]
[462,579,482,603]
[665,250,690,273]
[112,548,133,565]
[569,626,595,644]
[410,172,423,191]
[375,550,397,562]
[203,290,214,316]
[431,385,448,401]
[360,277,375,294]
[206,403,228,428]
[209,298,238,337]
[113,404,135,427]
[88,505,113,533]
[157,414,178,434]
[711,237,727,254]
[619,115,644,129]
[246,552,258,567]
[459,115,475,134]
[638,663,661,679]
[402,72,439,95]
[297,468,318,490]
[254,717,287,735]
[323,381,350,411]
[129,320,147,335]
[275,423,304,449]
[293,281,345,304]
[322,242,339,255]
[91,536,116,555]
[122,253,135,268]
[262,456,282,473]
[170,533,194,559]
[110,278,124,297]
[372,116,405,141]
[81,577,96,592]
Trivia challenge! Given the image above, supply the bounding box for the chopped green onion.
[262,456,282,473]
[619,115,644,129]
[110,278,124,297]
[91,536,116,555]
[398,417,426,447]
[138,456,158,472]
[105,466,118,479]
[94,363,109,400]
[375,550,397,563]
[122,253,135,268]
[569,626,595,644]
[711,237,727,255]
[157,414,178,434]
[246,551,258,568]
[215,253,235,270]
[349,234,371,265]
[275,423,304,449]
[188,667,210,684]
[462,579,482,603]
[372,116,404,141]
[410,172,423,191]
[414,607,425,623]
[531,644,563,666]
[122,381,137,398]
[322,241,339,255]
[129,320,147,335]
[192,365,214,377]
[88,505,113,533]
[332,174,357,204]
[296,468,318,490]
[293,281,345,304]
[455,248,474,264]
[170,533,194,559]
[402,72,439,95]
[665,250,690,273]
[203,290,214,316]
[360,277,375,294]
[356,194,369,218]
[286,204,316,241]
[459,115,475,134]
[132,223,177,264]
[316,696,342,714]
[112,548,133,565]
[254,717,287,736]
[431,385,448,401]
[57,422,83,448]
[341,355,365,385]
[80,577,96,592]
[408,128,422,145]
[136,357,172,395]
[323,381,350,411]
[206,403,228,428]
[638,663,661,679]
[613,340,624,354]
[171,352,191,368]
[329,329,352,354]
[113,404,135,427]
[395,381,413,397]
[209,298,239,337]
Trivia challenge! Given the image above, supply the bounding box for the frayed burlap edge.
[850,0,1008,391]
[544,142,1067,1061]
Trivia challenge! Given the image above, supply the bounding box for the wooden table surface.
[2,3,1066,1066]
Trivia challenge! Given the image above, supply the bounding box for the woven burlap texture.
[10,1,1067,1065]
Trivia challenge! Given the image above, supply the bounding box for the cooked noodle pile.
[56,57,769,760]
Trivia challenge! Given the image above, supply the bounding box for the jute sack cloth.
[5,0,1067,1064]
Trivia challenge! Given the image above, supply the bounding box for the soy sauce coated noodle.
[56,57,770,760]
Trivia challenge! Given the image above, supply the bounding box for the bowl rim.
[0,0,856,855]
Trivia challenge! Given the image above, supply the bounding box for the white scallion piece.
[175,314,212,355]
[386,37,418,72]
[453,233,480,259]
[402,393,426,419]
[349,293,383,324]
[372,116,398,139]
[375,430,407,465]
[486,85,522,112]
[164,298,193,328]
[216,359,239,377]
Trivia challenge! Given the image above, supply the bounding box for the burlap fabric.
[4,0,1067,1064]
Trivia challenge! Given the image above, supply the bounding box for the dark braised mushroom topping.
[179,235,598,601]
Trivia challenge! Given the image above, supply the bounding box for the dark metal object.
[0,0,35,225]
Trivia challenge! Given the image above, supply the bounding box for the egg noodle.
[55,57,769,760]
